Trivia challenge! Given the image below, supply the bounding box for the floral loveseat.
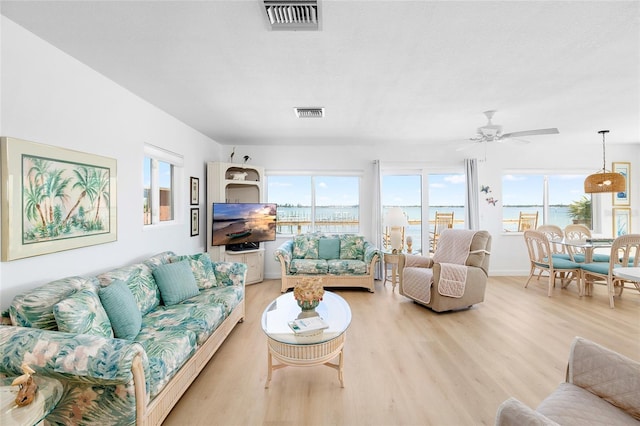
[275,233,381,293]
[0,251,246,425]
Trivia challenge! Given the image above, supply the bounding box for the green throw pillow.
[318,238,341,260]
[99,280,142,340]
[54,288,114,338]
[152,260,200,306]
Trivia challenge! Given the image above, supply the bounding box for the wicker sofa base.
[137,300,245,425]
[280,273,376,293]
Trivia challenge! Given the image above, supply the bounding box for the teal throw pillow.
[54,288,114,338]
[318,238,341,260]
[99,280,142,340]
[152,260,200,306]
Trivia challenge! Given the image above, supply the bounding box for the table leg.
[391,264,398,291]
[265,349,273,389]
[338,349,344,388]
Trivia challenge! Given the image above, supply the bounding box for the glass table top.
[261,291,352,345]
[1,376,63,426]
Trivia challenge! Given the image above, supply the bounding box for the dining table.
[550,238,614,296]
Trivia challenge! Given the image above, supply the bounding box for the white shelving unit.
[206,162,265,284]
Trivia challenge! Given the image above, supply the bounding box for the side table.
[0,376,63,426]
[383,252,400,291]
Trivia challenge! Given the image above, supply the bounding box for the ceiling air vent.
[294,107,324,118]
[264,0,319,31]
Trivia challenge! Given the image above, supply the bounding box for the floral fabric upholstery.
[292,234,321,259]
[276,233,380,275]
[339,235,365,260]
[1,251,246,426]
[0,325,149,425]
[327,259,367,275]
[9,276,99,330]
[180,286,244,317]
[98,263,160,316]
[169,253,217,289]
[53,288,114,338]
[134,327,197,398]
[290,259,329,274]
[212,261,248,286]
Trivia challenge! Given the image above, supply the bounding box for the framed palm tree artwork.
[1,137,117,261]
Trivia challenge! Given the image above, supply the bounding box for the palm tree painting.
[22,154,111,243]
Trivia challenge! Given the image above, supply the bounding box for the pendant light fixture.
[584,130,625,193]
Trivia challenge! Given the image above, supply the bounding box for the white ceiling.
[2,0,639,148]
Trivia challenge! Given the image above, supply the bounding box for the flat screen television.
[212,203,277,250]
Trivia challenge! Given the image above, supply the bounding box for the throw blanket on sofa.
[433,229,476,298]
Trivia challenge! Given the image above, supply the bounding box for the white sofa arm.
[495,397,559,426]
[567,336,640,420]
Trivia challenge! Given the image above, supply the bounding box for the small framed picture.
[612,208,631,237]
[612,162,630,206]
[191,208,199,237]
[190,177,199,205]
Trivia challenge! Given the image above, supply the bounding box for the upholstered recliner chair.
[398,229,491,312]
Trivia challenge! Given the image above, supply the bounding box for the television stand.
[223,248,264,284]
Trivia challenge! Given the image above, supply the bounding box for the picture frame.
[612,162,630,206]
[612,208,631,237]
[190,176,199,205]
[1,137,117,261]
[191,208,199,237]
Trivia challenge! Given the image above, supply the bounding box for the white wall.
[238,141,639,280]
[0,17,222,309]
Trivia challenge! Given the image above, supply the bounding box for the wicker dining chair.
[523,230,582,297]
[580,234,640,308]
[564,223,610,263]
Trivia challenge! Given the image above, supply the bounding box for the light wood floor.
[163,276,640,426]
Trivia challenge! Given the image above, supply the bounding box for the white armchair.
[398,229,491,312]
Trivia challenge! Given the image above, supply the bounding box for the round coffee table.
[261,291,352,388]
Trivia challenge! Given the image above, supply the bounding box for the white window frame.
[144,143,184,227]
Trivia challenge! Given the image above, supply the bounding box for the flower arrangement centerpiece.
[293,277,324,311]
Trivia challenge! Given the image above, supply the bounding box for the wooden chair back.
[536,224,565,255]
[518,211,538,231]
[431,212,454,252]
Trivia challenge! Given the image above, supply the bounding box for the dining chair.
[536,224,570,259]
[523,230,582,297]
[563,223,610,263]
[579,234,640,308]
[430,211,454,253]
[518,212,538,232]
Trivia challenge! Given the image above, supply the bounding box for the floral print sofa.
[0,251,247,425]
[275,233,381,293]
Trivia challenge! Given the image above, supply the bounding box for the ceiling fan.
[457,110,559,151]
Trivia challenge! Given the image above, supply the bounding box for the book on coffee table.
[288,316,329,335]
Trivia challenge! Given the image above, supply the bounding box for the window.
[502,173,590,231]
[381,171,465,254]
[143,144,183,226]
[267,174,360,235]
[382,175,422,253]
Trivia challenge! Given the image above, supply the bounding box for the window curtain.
[372,160,384,280]
[465,158,480,230]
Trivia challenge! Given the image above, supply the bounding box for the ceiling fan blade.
[497,137,530,145]
[500,128,559,139]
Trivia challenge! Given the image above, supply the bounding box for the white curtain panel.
[465,158,480,230]
[372,160,384,280]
